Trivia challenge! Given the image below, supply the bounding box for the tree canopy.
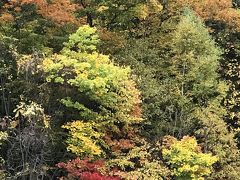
[0,0,240,179]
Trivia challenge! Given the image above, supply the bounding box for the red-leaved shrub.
[57,158,121,180]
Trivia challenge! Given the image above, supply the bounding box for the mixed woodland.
[1,0,240,179]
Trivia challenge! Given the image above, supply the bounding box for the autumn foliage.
[57,158,121,180]
[168,0,240,31]
[0,0,83,25]
[1,0,240,179]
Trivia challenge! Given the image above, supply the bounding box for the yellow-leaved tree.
[43,25,142,157]
[162,136,218,180]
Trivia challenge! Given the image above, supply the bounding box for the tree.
[2,102,52,179]
[42,25,142,158]
[166,0,240,31]
[74,0,163,30]
[115,8,240,179]
[0,34,18,117]
[158,9,240,179]
[118,9,225,138]
[163,0,240,148]
[0,0,81,54]
[1,0,80,25]
[162,136,218,180]
[194,101,240,179]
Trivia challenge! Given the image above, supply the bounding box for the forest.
[1,0,240,179]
